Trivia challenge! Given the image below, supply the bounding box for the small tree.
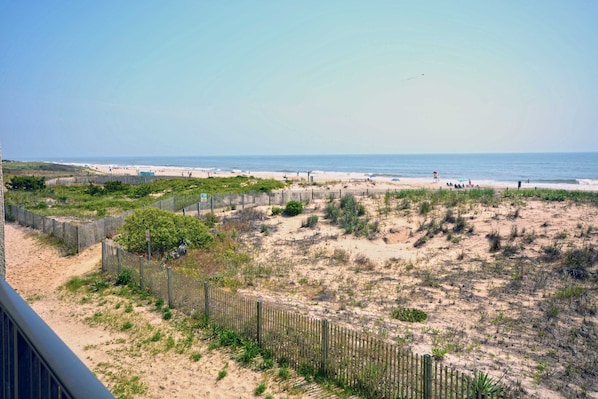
[116,208,212,254]
[284,200,303,216]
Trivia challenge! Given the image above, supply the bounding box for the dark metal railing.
[0,278,115,399]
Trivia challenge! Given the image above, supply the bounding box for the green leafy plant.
[432,347,448,360]
[254,382,267,396]
[116,268,133,286]
[284,200,304,216]
[271,206,283,216]
[121,321,133,331]
[277,367,290,380]
[116,207,213,254]
[391,308,428,322]
[6,175,46,191]
[216,369,227,381]
[302,215,319,228]
[162,308,173,320]
[467,371,501,398]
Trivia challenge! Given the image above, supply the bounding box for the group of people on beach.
[434,171,475,189]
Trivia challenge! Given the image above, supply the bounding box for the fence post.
[321,319,329,376]
[423,354,432,399]
[242,194,245,210]
[257,301,263,346]
[117,247,122,275]
[101,241,106,271]
[139,257,144,290]
[210,196,214,213]
[167,267,174,308]
[204,281,210,318]
[76,225,80,253]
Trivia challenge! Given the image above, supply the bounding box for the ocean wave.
[536,179,580,185]
[577,179,598,185]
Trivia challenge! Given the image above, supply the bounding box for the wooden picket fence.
[102,242,521,399]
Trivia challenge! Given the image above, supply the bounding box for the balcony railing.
[0,278,115,399]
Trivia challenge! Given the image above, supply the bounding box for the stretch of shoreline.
[72,162,598,193]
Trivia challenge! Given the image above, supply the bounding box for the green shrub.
[121,321,133,331]
[467,371,501,398]
[116,268,133,286]
[162,308,173,320]
[65,277,84,292]
[238,341,260,364]
[324,202,340,222]
[116,207,213,254]
[391,308,428,322]
[284,200,303,216]
[131,184,152,198]
[254,383,267,396]
[271,206,283,216]
[150,331,161,342]
[277,367,290,380]
[104,180,127,193]
[85,183,103,196]
[216,369,227,381]
[6,175,46,191]
[419,201,431,216]
[302,215,318,228]
[260,224,269,235]
[203,212,219,228]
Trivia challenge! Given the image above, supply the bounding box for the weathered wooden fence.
[5,187,384,253]
[102,242,520,399]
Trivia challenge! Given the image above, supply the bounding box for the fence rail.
[0,278,115,399]
[5,186,386,253]
[102,242,520,399]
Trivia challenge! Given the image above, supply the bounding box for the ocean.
[44,153,598,187]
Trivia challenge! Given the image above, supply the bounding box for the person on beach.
[433,171,439,182]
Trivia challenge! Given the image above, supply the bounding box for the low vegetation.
[115,208,213,255]
[4,163,286,220]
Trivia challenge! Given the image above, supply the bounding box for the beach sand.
[90,162,598,192]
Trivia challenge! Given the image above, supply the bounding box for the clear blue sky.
[1,1,597,159]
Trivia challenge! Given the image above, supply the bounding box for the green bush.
[254,383,267,395]
[85,183,103,196]
[203,212,219,228]
[116,268,133,286]
[271,206,283,216]
[6,175,46,191]
[391,307,428,322]
[284,200,303,216]
[116,208,213,254]
[302,215,319,228]
[104,180,127,193]
[324,202,340,222]
[419,201,431,216]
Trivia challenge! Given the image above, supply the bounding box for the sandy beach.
[87,162,598,192]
